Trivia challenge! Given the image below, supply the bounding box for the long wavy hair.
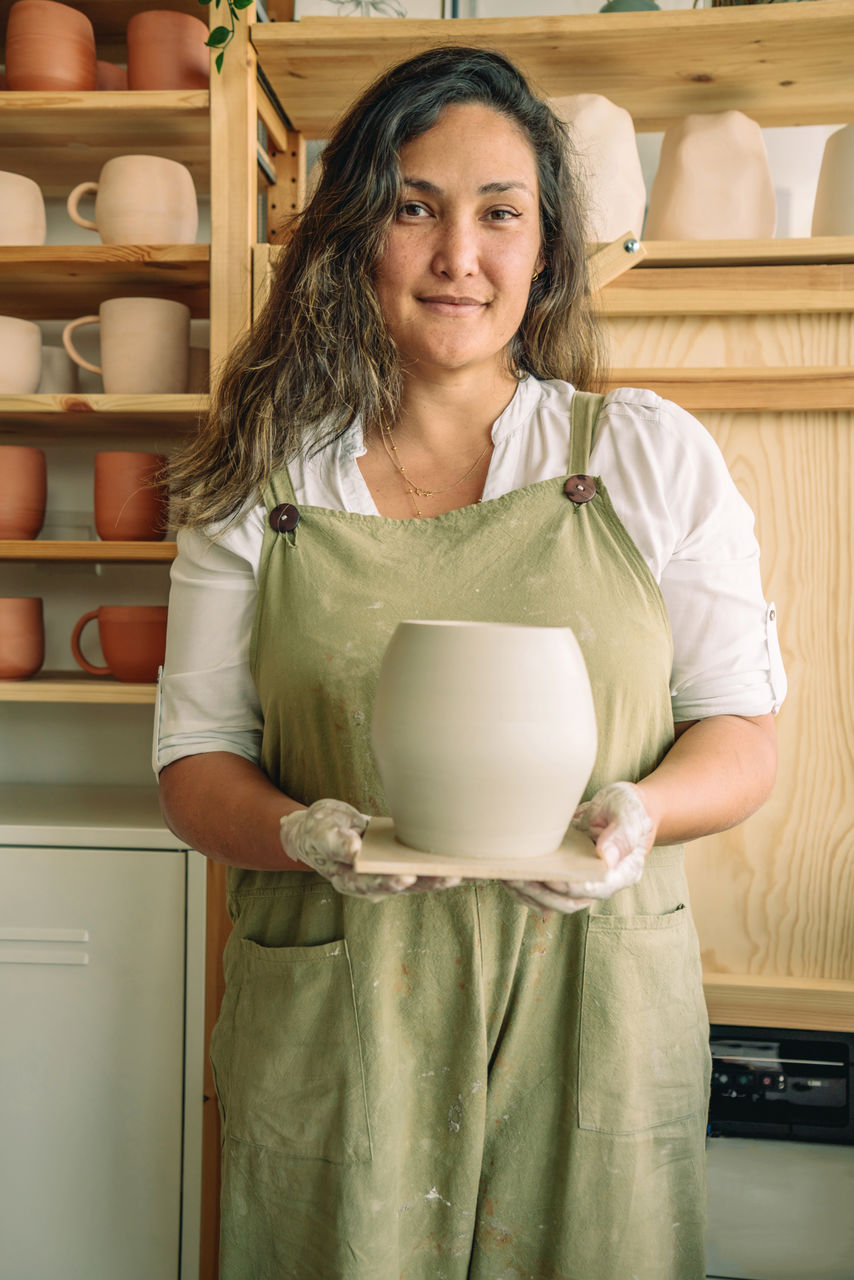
[169,44,607,529]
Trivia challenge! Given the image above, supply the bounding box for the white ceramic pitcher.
[371,620,598,859]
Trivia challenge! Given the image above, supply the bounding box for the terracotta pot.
[126,10,209,90]
[812,124,854,237]
[62,297,190,393]
[5,0,97,91]
[0,316,42,393]
[94,451,168,542]
[71,604,167,682]
[0,446,47,539]
[644,111,776,240]
[67,155,198,245]
[371,620,598,859]
[95,60,128,91]
[37,344,79,393]
[0,597,45,680]
[0,171,46,246]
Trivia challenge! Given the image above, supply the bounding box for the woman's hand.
[506,781,655,915]
[280,799,462,901]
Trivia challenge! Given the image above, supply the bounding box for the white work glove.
[506,781,654,915]
[280,799,462,902]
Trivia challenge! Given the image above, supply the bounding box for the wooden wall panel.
[606,313,854,371]
[682,410,854,982]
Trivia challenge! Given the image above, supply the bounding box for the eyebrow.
[402,178,535,197]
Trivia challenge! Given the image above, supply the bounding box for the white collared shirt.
[153,380,786,774]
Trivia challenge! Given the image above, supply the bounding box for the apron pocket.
[224,935,373,1165]
[578,907,710,1134]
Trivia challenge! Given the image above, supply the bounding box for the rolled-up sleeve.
[153,510,266,775]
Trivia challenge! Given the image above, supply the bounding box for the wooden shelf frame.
[0,540,177,563]
[0,91,211,196]
[0,672,156,703]
[251,3,854,138]
[703,973,854,1034]
[0,394,208,435]
[0,246,210,320]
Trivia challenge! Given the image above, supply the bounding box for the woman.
[156,45,785,1279]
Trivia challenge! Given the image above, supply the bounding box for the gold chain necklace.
[380,424,492,519]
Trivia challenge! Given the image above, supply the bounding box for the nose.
[430,215,479,279]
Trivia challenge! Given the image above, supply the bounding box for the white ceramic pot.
[0,316,42,392]
[644,110,776,240]
[371,620,597,859]
[0,171,46,245]
[549,93,646,244]
[812,124,854,236]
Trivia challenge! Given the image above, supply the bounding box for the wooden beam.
[704,973,854,1033]
[606,367,854,412]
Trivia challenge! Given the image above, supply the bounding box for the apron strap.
[262,461,299,512]
[568,390,606,476]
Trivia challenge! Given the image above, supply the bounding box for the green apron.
[210,390,712,1279]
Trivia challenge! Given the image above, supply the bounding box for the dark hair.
[170,44,606,529]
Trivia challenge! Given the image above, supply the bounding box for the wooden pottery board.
[355,817,609,883]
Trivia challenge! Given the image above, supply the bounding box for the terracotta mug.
[71,604,168,683]
[37,344,79,394]
[94,451,168,542]
[0,597,45,680]
[0,446,47,539]
[95,60,128,91]
[5,0,97,91]
[62,297,190,394]
[0,171,46,246]
[67,156,199,245]
[0,316,42,393]
[126,10,209,90]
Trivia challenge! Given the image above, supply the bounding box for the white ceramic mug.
[0,316,42,393]
[0,171,46,245]
[66,155,198,245]
[62,297,190,394]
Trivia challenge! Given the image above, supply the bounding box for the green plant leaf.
[233,0,253,9]
[205,24,231,45]
[196,0,212,6]
[215,50,225,73]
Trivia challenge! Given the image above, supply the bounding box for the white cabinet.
[0,787,205,1280]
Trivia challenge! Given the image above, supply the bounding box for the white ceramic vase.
[371,620,597,859]
[812,124,854,236]
[549,93,646,244]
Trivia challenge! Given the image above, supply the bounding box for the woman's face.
[373,102,544,384]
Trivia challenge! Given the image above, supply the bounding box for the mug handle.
[62,316,102,376]
[66,182,99,231]
[71,610,111,676]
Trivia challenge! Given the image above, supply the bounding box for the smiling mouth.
[418,296,486,306]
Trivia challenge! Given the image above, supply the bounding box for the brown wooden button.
[269,502,300,532]
[564,475,597,504]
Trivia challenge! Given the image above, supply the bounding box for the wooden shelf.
[0,246,210,319]
[703,972,854,1034]
[601,262,854,316]
[252,4,854,138]
[636,236,854,269]
[607,366,854,412]
[0,91,210,196]
[0,394,207,435]
[0,540,176,562]
[0,672,156,703]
